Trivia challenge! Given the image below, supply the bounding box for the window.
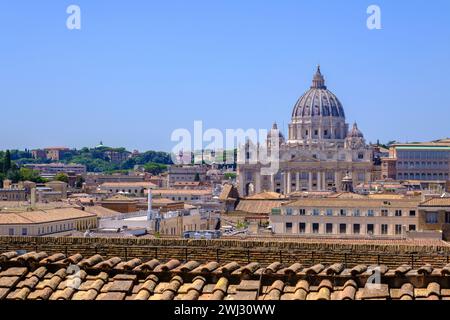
[381,209,388,217]
[299,223,306,234]
[312,223,319,234]
[326,209,333,216]
[339,224,347,234]
[426,212,438,224]
[299,209,306,216]
[312,209,320,216]
[367,210,374,217]
[409,225,416,231]
[353,224,360,234]
[22,228,28,236]
[446,212,450,224]
[326,223,333,234]
[9,228,14,236]
[324,130,328,136]
[409,210,416,217]
[395,210,402,217]
[358,153,364,160]
[367,224,374,235]
[340,209,347,216]
[285,223,293,233]
[395,224,402,235]
[314,130,318,136]
[353,209,360,217]
[381,224,388,235]
[286,208,293,216]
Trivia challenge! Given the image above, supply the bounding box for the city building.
[100,195,140,213]
[31,147,73,161]
[98,182,156,197]
[381,140,450,183]
[85,173,145,186]
[167,165,208,187]
[270,197,421,238]
[23,163,86,179]
[0,207,97,236]
[159,210,216,236]
[233,192,290,223]
[151,189,213,202]
[103,150,132,164]
[0,189,27,201]
[238,67,374,196]
[30,149,46,159]
[418,197,450,239]
[145,174,168,188]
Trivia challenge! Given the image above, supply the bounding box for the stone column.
[286,171,292,194]
[296,172,300,191]
[317,171,321,191]
[322,171,326,191]
[308,171,313,191]
[270,174,275,192]
[254,171,261,194]
[335,171,341,191]
[282,172,286,194]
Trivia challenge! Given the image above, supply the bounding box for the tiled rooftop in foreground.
[1,251,450,300]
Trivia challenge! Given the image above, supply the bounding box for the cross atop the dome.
[311,65,326,89]
[316,65,322,75]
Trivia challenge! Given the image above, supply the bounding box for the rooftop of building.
[82,206,122,218]
[244,192,287,200]
[283,197,422,208]
[0,201,76,212]
[23,163,86,167]
[99,182,156,188]
[2,250,450,300]
[0,208,96,225]
[419,197,450,207]
[391,139,450,149]
[100,195,140,203]
[236,200,290,215]
[150,189,212,196]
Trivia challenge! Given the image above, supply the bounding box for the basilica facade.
[238,67,374,196]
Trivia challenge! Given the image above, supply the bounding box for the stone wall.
[1,236,450,268]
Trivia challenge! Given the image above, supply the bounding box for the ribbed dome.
[292,66,345,119]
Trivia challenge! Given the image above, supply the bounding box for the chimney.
[147,188,152,221]
[30,188,36,209]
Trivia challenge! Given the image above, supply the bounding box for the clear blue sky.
[1,0,449,152]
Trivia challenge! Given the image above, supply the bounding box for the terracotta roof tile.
[2,250,450,300]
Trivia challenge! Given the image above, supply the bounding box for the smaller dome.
[347,123,364,138]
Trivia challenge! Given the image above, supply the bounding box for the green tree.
[144,162,168,175]
[224,172,237,180]
[54,173,69,183]
[19,167,46,183]
[3,150,11,173]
